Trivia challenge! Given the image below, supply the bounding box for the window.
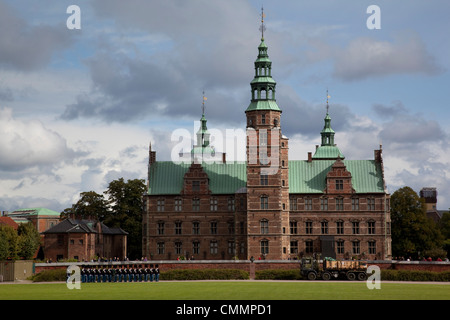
[304,198,312,210]
[174,198,182,212]
[261,240,269,255]
[157,199,165,212]
[228,241,235,254]
[228,221,235,234]
[210,241,218,254]
[227,197,235,212]
[336,220,344,235]
[192,221,200,235]
[260,174,268,185]
[305,240,313,253]
[192,241,200,255]
[158,221,165,235]
[320,198,328,211]
[336,240,344,254]
[352,198,359,211]
[157,242,165,254]
[175,221,182,235]
[368,241,376,254]
[368,198,375,210]
[192,180,200,192]
[305,221,313,234]
[260,196,268,210]
[335,198,344,211]
[290,221,297,234]
[321,221,328,234]
[210,221,217,234]
[210,198,218,211]
[336,179,344,190]
[259,131,267,146]
[352,221,360,234]
[175,241,182,255]
[352,241,360,255]
[192,198,200,211]
[290,241,298,254]
[289,196,297,211]
[260,219,269,234]
[261,114,266,124]
[368,221,376,234]
[70,239,74,245]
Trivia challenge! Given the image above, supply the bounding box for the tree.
[0,225,19,260]
[391,186,444,259]
[104,178,146,259]
[61,191,109,220]
[17,223,41,260]
[438,211,450,258]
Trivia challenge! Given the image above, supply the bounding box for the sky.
[0,0,449,212]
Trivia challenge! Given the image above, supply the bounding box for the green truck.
[300,257,368,281]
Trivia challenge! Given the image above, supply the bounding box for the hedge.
[32,269,67,282]
[160,269,249,280]
[381,270,450,282]
[255,269,303,280]
[30,268,450,282]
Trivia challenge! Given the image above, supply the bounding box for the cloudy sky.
[0,0,449,212]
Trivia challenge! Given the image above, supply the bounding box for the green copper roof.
[148,161,247,195]
[313,145,345,160]
[246,100,281,112]
[10,207,61,216]
[289,160,384,194]
[147,159,384,195]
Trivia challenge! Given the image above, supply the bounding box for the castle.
[142,14,392,261]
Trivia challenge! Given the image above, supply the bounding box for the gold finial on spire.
[259,6,266,39]
[202,91,207,115]
[326,89,331,114]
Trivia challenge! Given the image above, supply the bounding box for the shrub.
[160,269,249,280]
[32,269,67,282]
[381,270,450,282]
[255,269,303,280]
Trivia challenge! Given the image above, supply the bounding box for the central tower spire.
[246,9,280,113]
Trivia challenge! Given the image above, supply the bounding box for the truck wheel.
[357,272,367,281]
[346,272,356,281]
[307,271,317,280]
[322,272,331,281]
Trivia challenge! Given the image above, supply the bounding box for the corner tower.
[313,92,345,160]
[245,8,290,260]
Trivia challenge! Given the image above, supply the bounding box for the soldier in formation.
[80,264,161,283]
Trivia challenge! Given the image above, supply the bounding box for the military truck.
[300,256,368,281]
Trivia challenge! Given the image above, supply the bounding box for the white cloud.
[0,108,76,171]
[333,34,442,81]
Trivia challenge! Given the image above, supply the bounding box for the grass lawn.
[0,281,449,300]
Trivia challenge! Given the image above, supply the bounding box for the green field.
[0,281,449,300]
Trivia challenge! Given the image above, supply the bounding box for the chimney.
[149,143,156,166]
[374,145,382,163]
[307,152,312,162]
